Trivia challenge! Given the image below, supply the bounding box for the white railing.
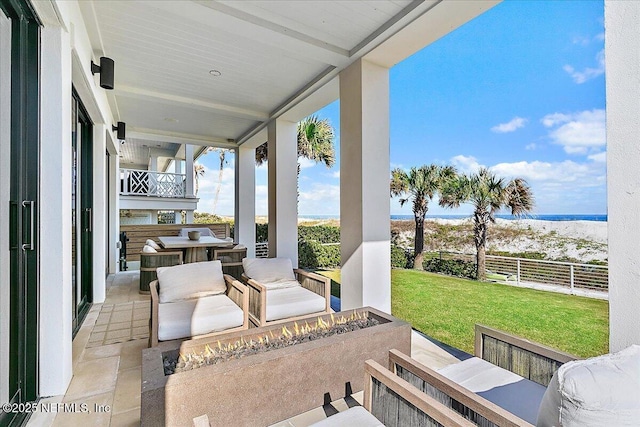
[255,242,269,258]
[120,168,186,198]
[428,252,609,292]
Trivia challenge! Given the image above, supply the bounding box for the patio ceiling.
[78,0,498,164]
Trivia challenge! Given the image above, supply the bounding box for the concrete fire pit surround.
[141,307,411,426]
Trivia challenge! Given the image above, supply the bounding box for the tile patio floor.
[26,271,462,427]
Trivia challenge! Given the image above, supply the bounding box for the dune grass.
[316,269,609,358]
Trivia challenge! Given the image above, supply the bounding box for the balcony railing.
[120,168,186,198]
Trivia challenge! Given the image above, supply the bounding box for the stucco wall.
[605,0,640,351]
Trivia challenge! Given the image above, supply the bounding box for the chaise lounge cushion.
[157,261,226,303]
[266,286,326,321]
[243,258,300,289]
[536,344,640,427]
[157,295,243,341]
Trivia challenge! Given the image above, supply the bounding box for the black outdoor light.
[112,122,126,141]
[91,56,115,90]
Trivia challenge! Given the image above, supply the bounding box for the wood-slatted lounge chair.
[149,260,248,347]
[241,258,330,327]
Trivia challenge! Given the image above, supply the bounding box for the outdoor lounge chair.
[241,257,331,327]
[149,260,249,347]
[139,241,183,294]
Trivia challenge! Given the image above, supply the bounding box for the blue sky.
[196,0,606,217]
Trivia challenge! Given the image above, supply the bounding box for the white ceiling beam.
[128,128,238,149]
[365,0,502,68]
[116,85,268,121]
[150,0,348,66]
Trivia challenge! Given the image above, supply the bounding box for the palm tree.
[211,148,229,214]
[255,115,335,169]
[194,163,205,196]
[390,165,457,270]
[439,168,534,280]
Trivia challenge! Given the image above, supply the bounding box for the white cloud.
[298,157,316,169]
[541,109,606,154]
[564,49,605,84]
[451,155,483,174]
[525,143,537,151]
[331,171,340,178]
[588,152,606,163]
[298,183,340,215]
[491,117,527,133]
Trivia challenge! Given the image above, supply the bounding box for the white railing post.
[570,265,575,294]
[517,259,521,286]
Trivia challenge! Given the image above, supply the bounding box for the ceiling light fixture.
[91,56,115,90]
[209,69,222,77]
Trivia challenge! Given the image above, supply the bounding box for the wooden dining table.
[158,236,234,263]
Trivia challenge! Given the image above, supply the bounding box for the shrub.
[391,245,409,268]
[298,225,340,243]
[256,223,268,242]
[423,258,477,279]
[298,240,340,269]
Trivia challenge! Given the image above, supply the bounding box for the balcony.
[119,168,197,212]
[120,168,186,198]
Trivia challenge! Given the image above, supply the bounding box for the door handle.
[22,200,35,251]
[85,208,92,233]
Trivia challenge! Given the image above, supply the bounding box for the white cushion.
[243,258,296,283]
[178,227,215,237]
[157,261,226,303]
[142,245,158,253]
[266,286,326,321]
[262,279,301,290]
[157,295,243,341]
[145,239,161,250]
[309,407,383,427]
[536,345,640,427]
[438,357,546,425]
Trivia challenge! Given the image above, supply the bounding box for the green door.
[71,90,93,336]
[0,1,40,426]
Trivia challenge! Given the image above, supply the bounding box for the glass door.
[71,89,93,336]
[1,1,40,426]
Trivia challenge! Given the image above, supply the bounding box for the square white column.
[267,119,298,265]
[605,0,640,351]
[339,58,391,313]
[236,146,256,257]
[185,144,195,198]
[92,124,107,303]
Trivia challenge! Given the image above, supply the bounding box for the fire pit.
[141,307,411,426]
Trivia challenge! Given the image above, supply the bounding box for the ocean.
[298,214,607,222]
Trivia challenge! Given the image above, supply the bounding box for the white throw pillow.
[242,258,296,283]
[536,345,640,427]
[157,261,226,303]
[142,244,158,253]
[146,239,161,250]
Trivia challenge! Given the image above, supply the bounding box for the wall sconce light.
[91,57,115,90]
[112,122,126,142]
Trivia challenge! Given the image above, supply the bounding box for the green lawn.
[316,269,609,358]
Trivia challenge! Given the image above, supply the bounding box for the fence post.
[570,265,575,294]
[517,259,521,286]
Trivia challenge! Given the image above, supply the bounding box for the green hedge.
[423,258,477,279]
[298,240,340,269]
[391,245,410,268]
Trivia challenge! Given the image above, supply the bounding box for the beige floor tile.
[104,338,126,345]
[63,356,119,401]
[111,367,142,415]
[108,321,132,331]
[88,332,105,343]
[25,396,63,427]
[113,303,133,311]
[93,324,108,333]
[81,342,123,361]
[109,407,140,427]
[132,319,148,328]
[53,392,113,427]
[109,311,133,323]
[132,326,147,336]
[118,339,147,371]
[105,329,130,340]
[95,315,111,326]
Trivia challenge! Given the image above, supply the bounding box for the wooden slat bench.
[120,223,231,263]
